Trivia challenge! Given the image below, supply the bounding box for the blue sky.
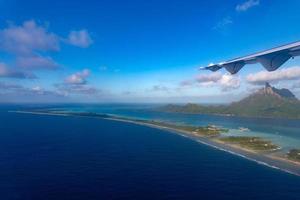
[1,0,300,103]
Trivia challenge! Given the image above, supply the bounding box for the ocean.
[1,104,300,199]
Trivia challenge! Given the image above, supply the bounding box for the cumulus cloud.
[0,62,36,79]
[0,20,61,74]
[56,69,99,95]
[16,55,59,70]
[236,0,260,12]
[65,69,90,84]
[0,20,59,55]
[31,86,47,95]
[0,20,94,77]
[218,74,240,91]
[182,72,240,92]
[196,73,223,84]
[55,84,99,95]
[67,30,93,48]
[246,66,300,85]
[0,81,64,97]
[0,81,23,90]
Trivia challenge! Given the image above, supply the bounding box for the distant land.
[13,109,300,175]
[161,83,300,119]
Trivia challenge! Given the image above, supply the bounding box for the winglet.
[200,63,223,72]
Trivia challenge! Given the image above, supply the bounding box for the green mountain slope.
[161,83,300,119]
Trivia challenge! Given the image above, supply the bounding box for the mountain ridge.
[161,83,300,119]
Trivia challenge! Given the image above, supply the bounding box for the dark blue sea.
[1,104,300,200]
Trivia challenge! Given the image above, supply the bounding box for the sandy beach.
[12,110,300,176]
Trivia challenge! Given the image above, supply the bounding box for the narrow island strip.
[12,110,300,176]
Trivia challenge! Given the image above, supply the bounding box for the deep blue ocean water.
[57,103,300,151]
[1,105,300,200]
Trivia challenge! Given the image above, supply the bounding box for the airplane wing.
[201,40,300,74]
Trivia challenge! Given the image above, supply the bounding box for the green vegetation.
[161,103,227,114]
[219,136,279,151]
[42,110,227,137]
[46,110,111,118]
[25,110,287,157]
[141,121,227,137]
[30,110,282,152]
[160,83,300,119]
[286,149,300,162]
[226,92,300,119]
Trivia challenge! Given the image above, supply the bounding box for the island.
[217,136,279,152]
[13,109,300,176]
[160,83,300,119]
[287,149,300,162]
[133,121,227,137]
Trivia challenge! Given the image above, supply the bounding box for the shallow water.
[1,104,300,199]
[48,103,300,152]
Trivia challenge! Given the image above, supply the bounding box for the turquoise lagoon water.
[2,104,300,199]
[35,103,300,152]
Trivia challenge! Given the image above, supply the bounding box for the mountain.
[161,83,300,119]
[259,82,296,99]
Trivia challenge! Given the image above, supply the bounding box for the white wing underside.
[202,41,300,74]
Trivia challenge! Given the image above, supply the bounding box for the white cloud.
[246,66,300,85]
[31,86,45,95]
[67,30,93,48]
[0,62,36,79]
[0,81,23,90]
[16,55,59,70]
[196,72,223,84]
[183,72,240,92]
[0,81,64,97]
[0,20,62,74]
[58,69,99,95]
[0,20,94,76]
[0,20,59,55]
[236,0,260,12]
[65,69,90,85]
[56,84,99,95]
[218,74,240,91]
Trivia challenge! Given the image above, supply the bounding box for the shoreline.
[161,110,300,120]
[12,110,300,177]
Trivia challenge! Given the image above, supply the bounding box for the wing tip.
[200,64,223,72]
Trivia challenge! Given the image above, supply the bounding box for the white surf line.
[193,138,299,176]
[13,110,300,177]
[10,110,70,116]
[130,122,300,176]
[141,124,300,176]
